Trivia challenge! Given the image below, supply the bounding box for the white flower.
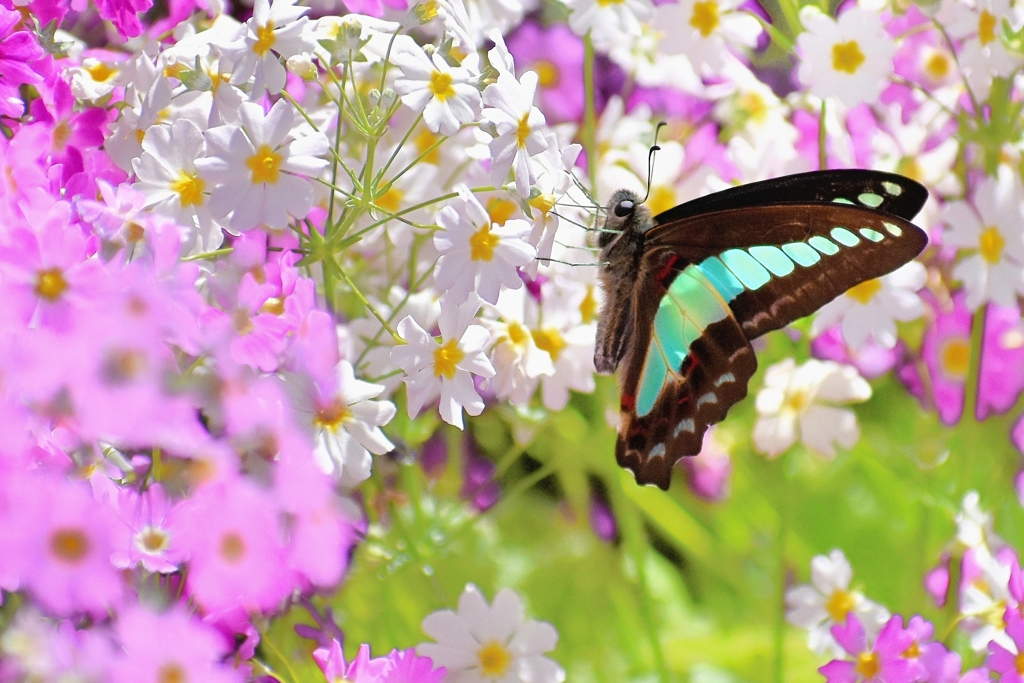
[565,0,653,52]
[956,490,1005,552]
[811,261,927,350]
[221,0,316,96]
[938,0,1023,100]
[417,585,565,683]
[393,46,482,136]
[943,166,1024,310]
[196,99,329,232]
[785,549,890,657]
[653,0,762,73]
[960,547,1016,652]
[391,296,496,429]
[482,71,548,197]
[795,7,896,107]
[534,278,597,411]
[302,361,396,488]
[482,288,554,406]
[434,186,537,306]
[753,359,871,459]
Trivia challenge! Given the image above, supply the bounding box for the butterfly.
[594,169,929,490]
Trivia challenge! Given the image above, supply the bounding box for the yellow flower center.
[376,187,405,214]
[85,61,118,82]
[52,121,71,152]
[220,532,246,563]
[738,91,768,123]
[414,127,442,164]
[477,640,512,677]
[825,588,854,622]
[429,71,455,101]
[580,286,598,323]
[832,40,866,75]
[923,51,952,81]
[314,400,353,430]
[137,527,171,554]
[1015,652,1024,674]
[158,663,186,683]
[646,185,677,217]
[846,278,882,304]
[487,197,517,226]
[469,224,500,261]
[529,193,556,215]
[36,268,68,301]
[596,0,624,7]
[170,171,206,207]
[416,0,439,21]
[689,0,720,37]
[534,60,559,87]
[260,296,285,315]
[507,321,530,347]
[902,641,920,659]
[939,337,970,379]
[51,528,90,563]
[247,144,282,185]
[516,113,531,148]
[978,9,997,45]
[896,157,924,183]
[980,225,1005,264]
[533,328,568,361]
[433,338,464,379]
[254,21,276,57]
[856,651,880,679]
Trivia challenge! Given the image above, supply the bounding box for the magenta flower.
[505,21,584,124]
[900,291,971,425]
[819,614,922,683]
[111,484,186,573]
[29,77,108,180]
[461,436,500,512]
[381,648,446,683]
[977,302,1024,419]
[94,0,155,39]
[812,326,902,380]
[677,428,732,502]
[589,492,618,543]
[986,607,1024,682]
[0,7,45,118]
[904,615,961,683]
[313,641,389,683]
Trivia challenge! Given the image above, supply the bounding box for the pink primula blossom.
[111,485,186,573]
[819,614,923,683]
[0,7,45,118]
[986,607,1024,682]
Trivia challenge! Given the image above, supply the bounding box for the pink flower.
[111,485,186,573]
[0,7,45,118]
[986,608,1024,682]
[381,648,446,683]
[94,0,155,39]
[314,641,389,683]
[820,614,923,683]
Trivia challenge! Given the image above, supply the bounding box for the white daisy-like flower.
[956,490,1005,552]
[482,288,554,407]
[938,0,1023,100]
[960,547,1016,652]
[417,585,565,683]
[752,358,871,459]
[196,99,330,232]
[565,0,653,52]
[221,0,316,96]
[434,185,537,306]
[391,295,496,429]
[811,261,927,350]
[785,549,891,657]
[393,45,483,136]
[535,278,597,411]
[943,166,1024,311]
[795,6,896,108]
[481,71,548,197]
[653,0,762,74]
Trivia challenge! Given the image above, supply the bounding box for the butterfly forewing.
[612,199,927,489]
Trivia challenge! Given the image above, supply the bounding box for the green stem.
[964,304,987,422]
[582,34,598,193]
[818,99,827,171]
[181,247,234,262]
[773,485,789,683]
[335,263,404,343]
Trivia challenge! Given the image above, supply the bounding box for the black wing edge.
[652,170,929,225]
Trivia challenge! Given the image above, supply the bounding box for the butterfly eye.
[614,200,634,217]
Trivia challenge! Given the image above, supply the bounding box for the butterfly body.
[595,170,929,490]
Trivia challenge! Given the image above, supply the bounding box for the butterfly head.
[598,189,653,252]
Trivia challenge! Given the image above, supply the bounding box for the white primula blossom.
[960,547,1017,652]
[417,585,566,683]
[535,278,597,411]
[956,490,1005,552]
[221,0,315,96]
[307,361,396,488]
[812,261,927,350]
[565,0,653,52]
[391,296,496,429]
[482,288,554,406]
[196,99,330,232]
[938,0,1023,100]
[132,119,224,255]
[785,549,891,657]
[796,7,896,108]
[943,167,1024,310]
[653,0,762,73]
[434,186,537,305]
[753,359,871,459]
[393,46,482,136]
[524,133,583,278]
[482,71,548,197]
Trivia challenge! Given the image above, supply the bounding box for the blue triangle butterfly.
[595,170,929,489]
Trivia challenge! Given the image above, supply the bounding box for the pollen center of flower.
[477,640,512,677]
[902,641,920,659]
[414,127,442,164]
[86,61,117,82]
[689,0,720,37]
[35,268,68,301]
[846,278,882,304]
[508,321,530,347]
[832,40,866,75]
[261,296,285,315]
[254,22,277,56]
[1014,652,1024,674]
[247,144,282,185]
[783,386,812,414]
[171,171,206,207]
[978,9,997,45]
[979,225,1005,264]
[53,121,72,151]
[896,157,924,183]
[923,51,951,81]
[580,286,598,323]
[51,528,90,563]
[314,400,353,430]
[516,113,531,148]
[136,526,171,554]
[430,71,455,101]
[469,224,500,261]
[158,662,186,683]
[738,92,768,122]
[939,337,970,379]
[596,0,624,7]
[646,185,677,217]
[533,328,568,361]
[487,197,517,226]
[434,338,465,379]
[856,651,880,679]
[377,187,405,214]
[825,588,854,622]
[220,532,247,563]
[529,193,556,215]
[534,60,559,87]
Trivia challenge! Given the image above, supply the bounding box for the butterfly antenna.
[640,121,667,205]
[554,239,602,252]
[553,210,606,233]
[536,257,608,267]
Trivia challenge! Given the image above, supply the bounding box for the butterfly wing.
[617,202,928,489]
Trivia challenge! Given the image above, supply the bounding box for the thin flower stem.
[965,304,987,422]
[583,33,598,193]
[181,247,234,262]
[334,262,404,344]
[354,186,499,236]
[373,110,425,187]
[818,99,827,171]
[256,637,300,683]
[328,63,348,230]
